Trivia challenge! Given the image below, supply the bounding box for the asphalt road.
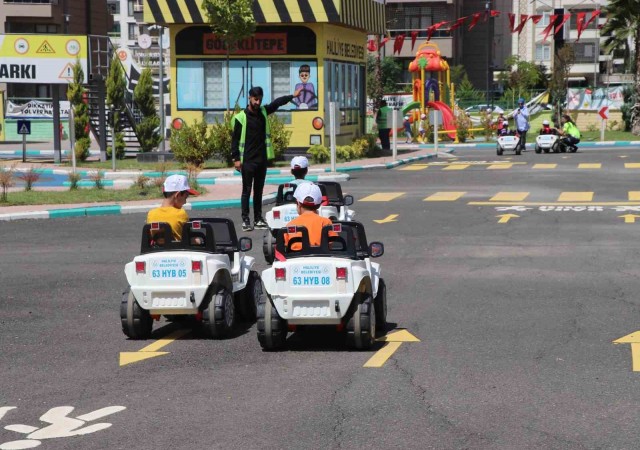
[2,146,640,449]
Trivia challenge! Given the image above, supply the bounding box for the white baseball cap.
[542,120,550,125]
[503,120,508,126]
[293,183,322,206]
[291,156,309,169]
[404,116,409,120]
[421,114,427,119]
[163,174,199,195]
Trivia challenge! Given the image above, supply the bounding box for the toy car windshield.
[316,181,345,206]
[274,224,358,259]
[140,218,239,255]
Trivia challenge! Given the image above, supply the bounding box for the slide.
[427,101,457,140]
[401,101,421,116]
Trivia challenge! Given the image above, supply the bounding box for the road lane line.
[578,163,601,169]
[363,342,403,368]
[533,164,557,169]
[442,164,469,170]
[630,192,640,201]
[424,191,466,201]
[360,192,405,202]
[487,164,513,170]
[490,192,530,202]
[557,192,594,202]
[625,163,640,169]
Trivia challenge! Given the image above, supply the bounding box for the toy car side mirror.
[239,237,252,252]
[343,195,354,206]
[369,241,384,258]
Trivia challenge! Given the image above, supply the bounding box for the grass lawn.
[60,159,292,171]
[0,186,167,207]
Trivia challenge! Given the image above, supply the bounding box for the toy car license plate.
[291,264,332,288]
[150,257,188,279]
[538,135,554,143]
[501,136,517,143]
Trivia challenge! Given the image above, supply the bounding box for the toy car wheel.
[515,147,522,155]
[496,146,503,156]
[534,145,541,154]
[120,289,153,339]
[374,279,387,331]
[263,232,275,265]
[257,296,287,350]
[346,295,376,350]
[570,145,578,153]
[239,270,261,321]
[202,286,235,339]
[552,142,560,153]
[543,147,550,153]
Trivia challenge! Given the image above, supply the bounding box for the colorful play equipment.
[402,43,458,141]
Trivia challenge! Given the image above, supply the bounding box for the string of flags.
[368,9,604,54]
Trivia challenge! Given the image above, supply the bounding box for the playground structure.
[401,42,458,142]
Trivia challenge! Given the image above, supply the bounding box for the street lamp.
[148,25,165,152]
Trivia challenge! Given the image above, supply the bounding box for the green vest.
[233,107,274,162]
[563,121,581,139]
[376,105,390,129]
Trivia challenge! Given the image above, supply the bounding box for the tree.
[106,54,126,159]
[549,46,575,124]
[456,74,484,107]
[601,0,640,134]
[134,67,161,152]
[202,0,256,111]
[498,55,543,98]
[67,60,90,161]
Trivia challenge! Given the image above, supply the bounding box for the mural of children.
[293,64,317,109]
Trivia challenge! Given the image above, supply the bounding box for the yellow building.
[143,0,384,150]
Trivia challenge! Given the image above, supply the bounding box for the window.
[324,61,363,125]
[536,11,551,28]
[574,41,599,63]
[535,44,551,61]
[570,9,595,30]
[271,62,291,100]
[128,23,138,40]
[128,0,134,15]
[204,62,224,108]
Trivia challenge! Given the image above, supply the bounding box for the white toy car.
[535,134,559,153]
[497,134,521,155]
[121,218,262,339]
[262,181,355,264]
[257,221,386,351]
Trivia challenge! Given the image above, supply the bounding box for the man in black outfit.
[231,86,302,231]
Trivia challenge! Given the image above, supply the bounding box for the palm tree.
[601,0,640,134]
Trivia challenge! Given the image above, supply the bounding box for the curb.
[0,193,278,222]
[415,141,640,150]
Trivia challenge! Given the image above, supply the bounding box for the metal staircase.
[86,35,142,154]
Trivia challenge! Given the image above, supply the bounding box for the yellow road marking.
[360,192,405,202]
[497,214,519,223]
[119,329,190,367]
[363,330,420,368]
[424,191,466,201]
[442,164,469,170]
[620,214,640,224]
[373,214,399,224]
[533,163,557,169]
[487,164,513,170]
[625,163,640,169]
[613,332,640,371]
[629,192,640,201]
[578,163,601,169]
[470,201,640,206]
[399,165,428,171]
[490,192,529,202]
[557,192,593,202]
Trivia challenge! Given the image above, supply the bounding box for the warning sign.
[36,40,56,54]
[17,119,31,135]
[0,35,87,83]
[59,63,74,80]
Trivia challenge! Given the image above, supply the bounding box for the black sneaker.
[242,219,253,231]
[254,218,268,229]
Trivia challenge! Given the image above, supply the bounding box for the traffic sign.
[17,119,31,135]
[599,106,609,120]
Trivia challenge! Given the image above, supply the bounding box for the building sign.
[0,35,87,84]
[203,33,287,55]
[6,100,70,118]
[325,39,365,61]
[566,87,625,110]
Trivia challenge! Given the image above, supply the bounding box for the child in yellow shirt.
[147,174,199,241]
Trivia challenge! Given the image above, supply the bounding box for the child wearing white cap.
[290,156,312,184]
[285,183,335,249]
[147,174,199,241]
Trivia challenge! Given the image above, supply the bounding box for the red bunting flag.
[367,39,377,52]
[449,17,467,33]
[380,37,390,46]
[575,12,587,42]
[508,14,529,34]
[426,21,448,41]
[508,13,516,32]
[530,15,543,25]
[468,12,483,30]
[515,14,529,34]
[393,34,406,55]
[410,31,419,50]
[554,14,571,35]
[490,10,501,17]
[540,14,557,41]
[584,9,601,29]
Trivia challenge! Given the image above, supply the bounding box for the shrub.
[350,138,368,159]
[185,162,202,192]
[268,113,292,163]
[17,167,42,191]
[0,165,15,201]
[586,123,597,132]
[307,144,330,163]
[134,67,161,152]
[336,145,353,161]
[75,137,91,162]
[361,133,382,157]
[209,110,236,165]
[89,170,105,189]
[135,174,150,192]
[67,172,81,190]
[107,132,126,159]
[455,109,471,143]
[170,118,217,167]
[608,119,620,131]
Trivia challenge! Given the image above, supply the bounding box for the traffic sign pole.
[599,106,609,142]
[22,133,26,163]
[600,117,605,142]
